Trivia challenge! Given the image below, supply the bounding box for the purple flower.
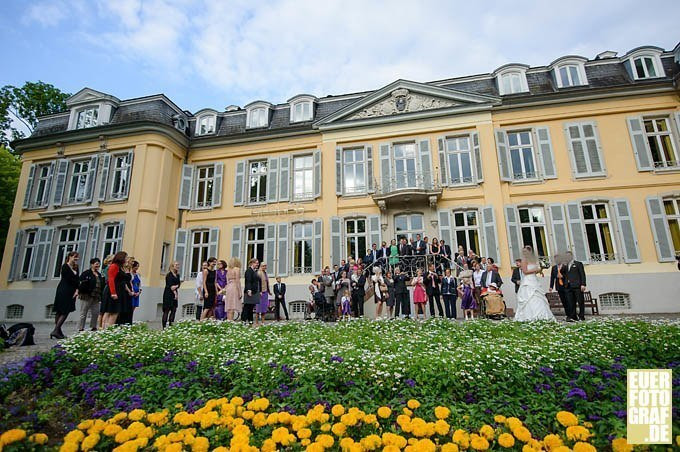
[611,395,624,403]
[611,363,625,371]
[614,410,627,419]
[225,359,236,366]
[187,361,198,371]
[534,384,544,394]
[539,366,554,377]
[330,356,344,363]
[464,392,476,404]
[405,379,416,387]
[280,391,291,398]
[580,365,598,374]
[169,381,184,389]
[587,414,603,421]
[162,351,176,362]
[269,361,279,368]
[484,408,492,415]
[316,382,325,391]
[567,388,588,400]
[345,380,356,386]
[133,362,144,369]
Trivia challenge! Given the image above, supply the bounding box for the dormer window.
[550,57,588,88]
[632,56,659,79]
[288,95,316,123]
[75,106,99,129]
[624,47,664,81]
[557,65,583,87]
[196,114,216,135]
[245,101,272,129]
[494,65,529,95]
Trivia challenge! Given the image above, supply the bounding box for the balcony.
[371,171,442,209]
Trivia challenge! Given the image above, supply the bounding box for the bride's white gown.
[514,264,556,321]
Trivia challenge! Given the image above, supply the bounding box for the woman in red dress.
[412,268,427,320]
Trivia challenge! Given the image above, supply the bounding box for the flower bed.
[0,318,679,450]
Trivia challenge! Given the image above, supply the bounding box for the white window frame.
[292,222,313,274]
[247,160,268,205]
[32,164,52,207]
[555,63,588,88]
[445,135,474,185]
[345,218,367,261]
[293,154,314,201]
[291,101,312,122]
[245,226,265,264]
[517,206,551,263]
[642,116,679,169]
[663,197,680,256]
[66,159,91,204]
[101,223,121,260]
[195,114,216,135]
[189,229,210,278]
[18,230,38,281]
[565,122,606,178]
[53,227,80,278]
[392,141,419,189]
[495,66,529,95]
[343,147,367,195]
[394,213,424,242]
[452,209,481,256]
[507,130,539,181]
[599,292,631,310]
[75,106,99,129]
[246,102,272,129]
[160,241,170,273]
[581,202,617,263]
[631,55,662,80]
[194,165,215,209]
[109,153,132,200]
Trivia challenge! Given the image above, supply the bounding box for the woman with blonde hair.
[224,257,243,320]
[97,254,115,329]
[514,246,555,322]
[162,261,181,328]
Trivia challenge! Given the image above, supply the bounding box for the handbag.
[244,292,260,305]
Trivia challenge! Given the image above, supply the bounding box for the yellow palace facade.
[2,43,680,321]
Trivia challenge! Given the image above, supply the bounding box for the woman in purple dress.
[214,260,227,320]
[255,262,271,326]
[458,269,476,320]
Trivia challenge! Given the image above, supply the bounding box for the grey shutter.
[313,149,322,199]
[535,126,556,179]
[613,199,640,263]
[98,154,111,201]
[627,116,653,171]
[278,156,290,202]
[330,217,342,267]
[312,219,322,273]
[482,205,500,264]
[504,205,522,262]
[437,138,448,187]
[437,210,452,250]
[7,230,24,281]
[230,226,242,262]
[178,164,194,210]
[29,227,54,281]
[366,145,374,193]
[41,162,55,207]
[233,160,246,206]
[52,159,69,206]
[367,215,381,248]
[418,139,432,189]
[212,162,224,208]
[77,223,90,262]
[277,223,289,277]
[675,112,680,144]
[89,223,100,262]
[548,203,570,256]
[472,132,483,183]
[173,229,188,280]
[495,129,512,181]
[566,202,589,262]
[584,123,605,175]
[266,157,278,203]
[565,123,588,177]
[379,143,392,193]
[645,196,674,262]
[84,155,99,203]
[335,147,343,195]
[208,227,219,259]
[123,151,134,199]
[115,220,125,252]
[264,223,276,269]
[23,164,36,209]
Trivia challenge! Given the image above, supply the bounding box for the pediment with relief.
[348,89,458,120]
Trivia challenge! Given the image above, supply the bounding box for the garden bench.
[545,291,599,316]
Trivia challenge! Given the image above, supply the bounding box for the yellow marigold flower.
[298,428,313,439]
[64,429,85,444]
[434,406,451,420]
[513,426,532,443]
[573,441,597,452]
[316,433,335,448]
[332,422,347,437]
[165,443,183,452]
[230,434,250,447]
[384,445,402,452]
[494,414,506,423]
[676,435,680,447]
[278,411,292,424]
[261,438,277,452]
[232,424,251,436]
[566,426,592,442]
[59,443,79,452]
[77,420,94,431]
[241,410,255,420]
[413,438,436,452]
[332,404,346,417]
[470,434,490,451]
[301,439,312,447]
[521,445,537,452]
[556,411,578,427]
[115,429,133,444]
[111,412,128,423]
[612,438,633,452]
[266,412,280,425]
[505,417,522,430]
[441,443,459,452]
[191,436,210,452]
[479,424,494,441]
[306,442,324,452]
[231,396,244,406]
[128,409,146,421]
[341,413,358,426]
[320,423,332,432]
[340,437,355,450]
[452,429,470,449]
[80,433,100,451]
[213,447,229,452]
[498,433,515,448]
[403,407,413,416]
[435,419,450,436]
[377,406,392,418]
[29,433,48,445]
[272,427,291,444]
[407,399,421,410]
[551,447,571,452]
[1,428,27,445]
[103,424,123,437]
[360,434,382,450]
[543,433,563,449]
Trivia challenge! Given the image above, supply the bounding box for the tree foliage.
[0,81,70,148]
[0,146,22,257]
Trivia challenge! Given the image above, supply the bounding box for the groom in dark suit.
[563,251,587,322]
[549,254,569,321]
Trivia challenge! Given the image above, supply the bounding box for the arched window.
[624,47,664,80]
[246,101,273,128]
[494,64,529,95]
[288,95,316,122]
[6,304,24,320]
[550,57,588,88]
[195,112,216,135]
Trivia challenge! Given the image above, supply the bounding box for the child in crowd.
[458,270,476,320]
[340,289,351,320]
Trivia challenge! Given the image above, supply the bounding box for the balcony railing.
[374,171,441,196]
[653,160,680,171]
[589,252,616,263]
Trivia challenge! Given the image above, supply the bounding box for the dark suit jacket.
[480,270,503,289]
[511,267,522,293]
[244,267,261,293]
[351,274,366,298]
[424,271,440,296]
[398,243,412,256]
[413,240,426,255]
[364,253,374,265]
[378,247,390,260]
[440,245,452,258]
[440,275,456,295]
[393,273,410,294]
[549,264,567,291]
[274,282,286,301]
[565,261,586,288]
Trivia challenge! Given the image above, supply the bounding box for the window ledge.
[40,205,102,219]
[573,174,607,181]
[443,182,480,189]
[652,166,680,174]
[341,192,369,198]
[246,201,267,208]
[291,197,316,204]
[509,178,543,186]
[191,206,214,212]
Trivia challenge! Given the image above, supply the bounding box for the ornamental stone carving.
[349,89,457,120]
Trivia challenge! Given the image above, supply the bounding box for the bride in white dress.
[514,246,556,322]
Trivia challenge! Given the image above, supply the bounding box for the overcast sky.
[2,0,679,113]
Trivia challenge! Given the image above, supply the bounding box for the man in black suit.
[378,241,390,270]
[424,264,443,317]
[365,243,379,267]
[564,251,587,321]
[510,258,523,294]
[350,269,366,317]
[413,234,426,255]
[398,238,412,274]
[549,254,569,321]
[393,266,411,318]
[273,276,289,321]
[243,259,261,323]
[480,265,503,289]
[439,240,452,270]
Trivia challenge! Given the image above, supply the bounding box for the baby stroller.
[480,286,506,320]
